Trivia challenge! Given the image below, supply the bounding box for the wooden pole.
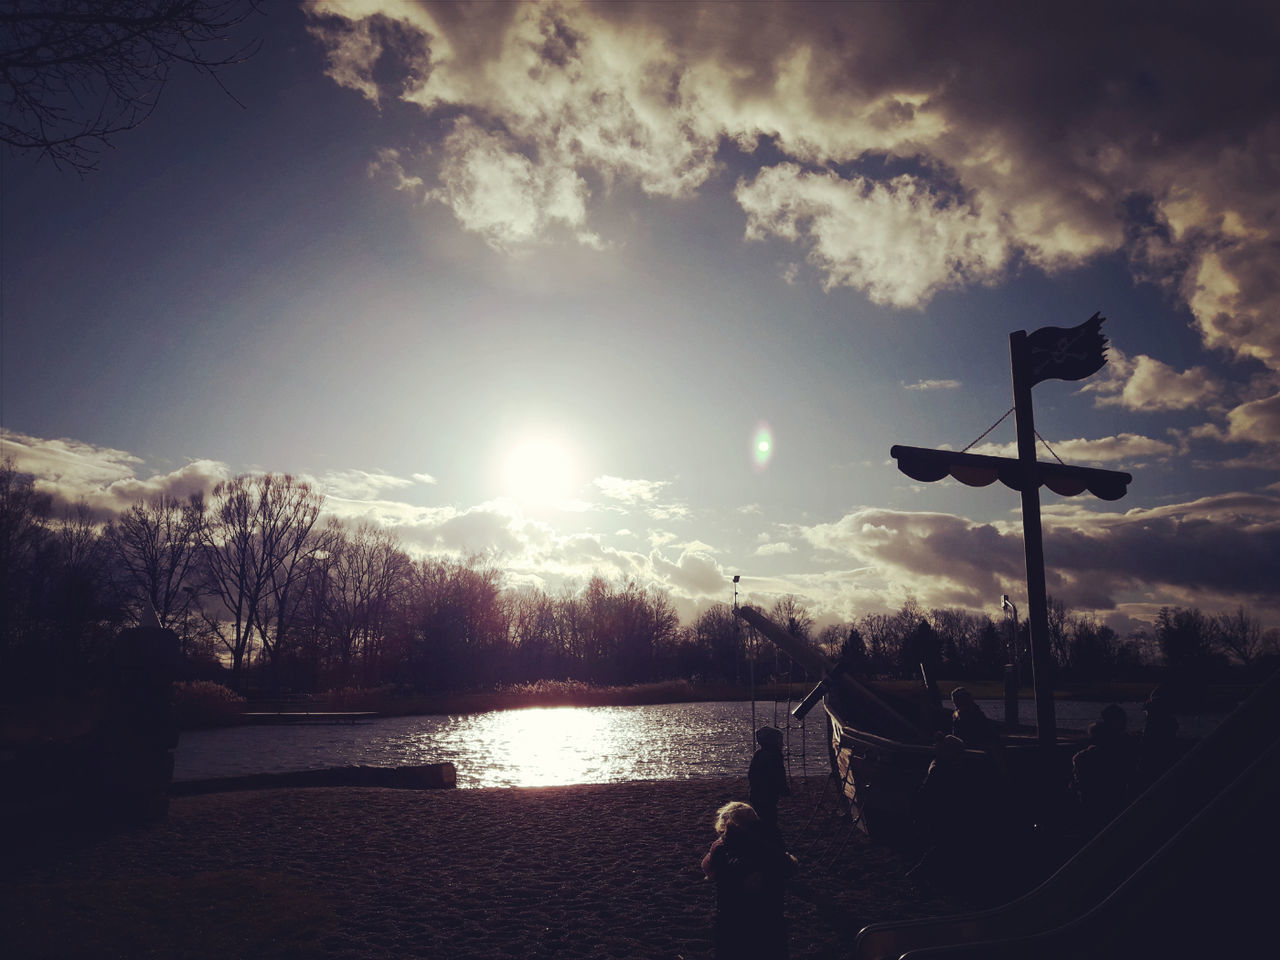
[1010,331,1057,750]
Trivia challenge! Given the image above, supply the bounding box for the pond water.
[173,699,1225,789]
[175,701,829,789]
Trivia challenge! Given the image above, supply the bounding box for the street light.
[1001,594,1019,729]
[732,574,740,611]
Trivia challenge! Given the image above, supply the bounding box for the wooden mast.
[1011,330,1057,749]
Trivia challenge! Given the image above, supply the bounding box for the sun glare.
[500,429,580,506]
[752,422,775,471]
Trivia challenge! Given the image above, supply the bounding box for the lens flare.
[752,423,774,470]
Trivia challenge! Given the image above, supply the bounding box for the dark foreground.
[2,776,965,960]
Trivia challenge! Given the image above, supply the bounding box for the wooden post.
[1010,331,1057,750]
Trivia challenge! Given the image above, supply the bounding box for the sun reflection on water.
[431,706,637,788]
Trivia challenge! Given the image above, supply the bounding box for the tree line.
[2,460,1275,700]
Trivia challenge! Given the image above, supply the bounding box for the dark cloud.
[801,491,1280,623]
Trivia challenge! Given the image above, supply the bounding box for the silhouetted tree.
[691,602,741,684]
[1046,596,1070,670]
[857,611,899,676]
[254,476,327,693]
[1155,607,1216,674]
[771,595,814,643]
[1066,616,1118,679]
[510,585,564,681]
[105,492,205,633]
[1213,606,1270,669]
[405,555,509,691]
[1,1,261,172]
[199,473,324,686]
[47,498,124,682]
[838,625,869,672]
[814,622,845,660]
[0,459,53,680]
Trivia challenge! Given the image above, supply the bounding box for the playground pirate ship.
[737,314,1132,838]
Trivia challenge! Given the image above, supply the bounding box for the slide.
[855,667,1280,960]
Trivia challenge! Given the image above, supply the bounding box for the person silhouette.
[1070,715,1136,832]
[949,687,998,749]
[748,726,790,836]
[701,801,798,960]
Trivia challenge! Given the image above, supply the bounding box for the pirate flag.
[1021,312,1108,386]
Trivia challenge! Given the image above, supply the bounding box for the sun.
[500,430,581,506]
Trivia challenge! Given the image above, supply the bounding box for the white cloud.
[903,379,962,391]
[594,474,669,504]
[736,166,1008,307]
[307,1,1280,394]
[433,118,595,251]
[1083,351,1221,412]
[1226,391,1280,446]
[321,469,415,501]
[1,430,228,516]
[968,433,1176,464]
[650,547,727,597]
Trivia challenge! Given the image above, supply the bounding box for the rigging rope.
[961,407,1014,452]
[1035,430,1067,464]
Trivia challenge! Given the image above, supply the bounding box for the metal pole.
[1002,595,1019,729]
[1010,331,1057,750]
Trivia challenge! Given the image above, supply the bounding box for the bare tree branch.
[0,1,260,172]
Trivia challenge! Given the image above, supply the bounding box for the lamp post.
[733,575,755,740]
[1001,595,1019,729]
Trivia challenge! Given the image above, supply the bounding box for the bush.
[172,681,245,729]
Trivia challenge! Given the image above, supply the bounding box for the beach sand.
[4,776,966,959]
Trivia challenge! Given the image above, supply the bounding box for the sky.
[2,0,1277,635]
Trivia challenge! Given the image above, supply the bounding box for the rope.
[772,648,780,728]
[1035,430,1067,464]
[961,407,1014,452]
[805,765,859,865]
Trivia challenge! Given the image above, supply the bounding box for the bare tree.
[770,595,814,643]
[318,520,410,687]
[254,475,327,692]
[200,473,323,685]
[1,1,260,172]
[105,491,205,632]
[0,458,52,661]
[1213,607,1270,669]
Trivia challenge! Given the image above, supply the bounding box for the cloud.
[650,546,727,597]
[1082,351,1221,412]
[736,165,1009,306]
[1,430,228,517]
[308,0,1280,385]
[321,469,416,501]
[754,541,795,556]
[412,472,439,485]
[2,430,140,488]
[797,491,1280,624]
[968,433,1177,465]
[1226,391,1280,446]
[433,118,597,250]
[594,475,670,504]
[903,379,962,391]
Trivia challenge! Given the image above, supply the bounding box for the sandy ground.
[3,776,966,959]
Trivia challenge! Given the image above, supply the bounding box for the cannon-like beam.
[735,605,925,742]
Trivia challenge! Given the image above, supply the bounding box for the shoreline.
[3,776,965,960]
